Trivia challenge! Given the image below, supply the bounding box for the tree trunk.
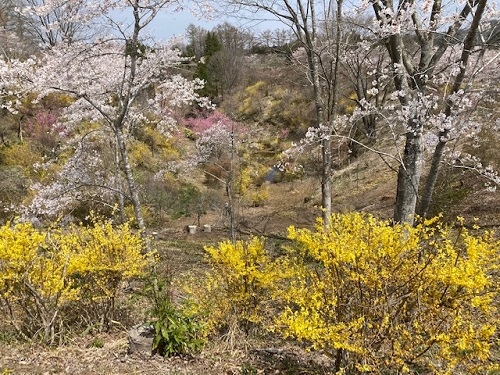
[114,136,127,224]
[321,0,343,227]
[321,136,332,224]
[371,2,420,225]
[18,117,23,142]
[107,0,145,233]
[417,135,446,218]
[394,124,423,225]
[115,126,145,231]
[227,127,237,244]
[307,39,332,226]
[418,0,488,218]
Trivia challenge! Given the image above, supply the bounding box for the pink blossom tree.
[185,110,243,243]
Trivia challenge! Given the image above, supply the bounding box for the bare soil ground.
[0,335,338,374]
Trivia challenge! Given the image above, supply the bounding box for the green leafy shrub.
[151,300,204,357]
[145,274,204,357]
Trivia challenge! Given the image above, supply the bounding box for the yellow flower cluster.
[278,212,499,374]
[189,237,282,335]
[188,212,499,372]
[183,213,499,371]
[0,218,151,342]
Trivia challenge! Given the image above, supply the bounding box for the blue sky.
[141,7,285,41]
[147,9,222,40]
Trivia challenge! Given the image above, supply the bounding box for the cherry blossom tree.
[184,110,243,243]
[26,138,116,221]
[14,0,94,46]
[340,34,394,147]
[367,0,498,224]
[1,0,211,231]
[247,0,499,225]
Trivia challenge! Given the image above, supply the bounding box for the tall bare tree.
[227,0,346,225]
[185,24,208,59]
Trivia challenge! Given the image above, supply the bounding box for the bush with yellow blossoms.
[186,237,283,342]
[194,213,499,372]
[276,213,499,374]
[0,218,150,344]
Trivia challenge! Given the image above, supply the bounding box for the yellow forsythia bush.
[277,213,500,374]
[0,218,151,343]
[186,237,282,337]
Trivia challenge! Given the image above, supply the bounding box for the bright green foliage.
[0,218,151,343]
[150,299,205,357]
[277,213,500,374]
[144,273,205,357]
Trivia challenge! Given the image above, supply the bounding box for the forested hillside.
[1,0,499,374]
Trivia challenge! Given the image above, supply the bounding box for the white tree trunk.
[114,136,127,224]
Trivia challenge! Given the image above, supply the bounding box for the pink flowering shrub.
[23,110,66,156]
[181,110,239,135]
